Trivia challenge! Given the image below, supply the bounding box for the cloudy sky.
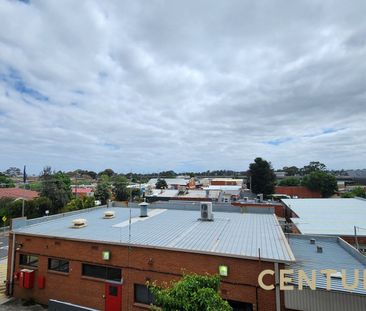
[0,0,365,174]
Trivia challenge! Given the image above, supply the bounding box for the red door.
[105,282,122,311]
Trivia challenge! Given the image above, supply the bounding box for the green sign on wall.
[102,251,110,261]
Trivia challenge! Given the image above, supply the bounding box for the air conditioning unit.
[200,202,213,221]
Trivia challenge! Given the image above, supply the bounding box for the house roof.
[282,198,366,236]
[0,188,38,200]
[288,234,366,294]
[13,207,295,263]
[71,187,94,194]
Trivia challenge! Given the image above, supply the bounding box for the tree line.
[248,158,339,198]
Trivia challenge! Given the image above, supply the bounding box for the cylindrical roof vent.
[310,238,316,244]
[139,201,149,217]
[317,246,323,253]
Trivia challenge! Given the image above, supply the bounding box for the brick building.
[7,205,295,311]
[275,186,321,199]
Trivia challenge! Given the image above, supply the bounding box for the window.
[109,286,118,296]
[228,300,253,311]
[134,284,155,305]
[48,258,69,273]
[82,264,121,282]
[19,254,38,267]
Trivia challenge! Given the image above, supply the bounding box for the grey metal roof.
[288,235,366,295]
[282,198,366,236]
[147,178,189,186]
[13,207,295,263]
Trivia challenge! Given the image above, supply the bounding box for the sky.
[0,0,365,174]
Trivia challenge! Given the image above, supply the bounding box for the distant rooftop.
[0,188,38,200]
[13,207,295,263]
[282,198,366,236]
[288,234,366,294]
[147,178,189,186]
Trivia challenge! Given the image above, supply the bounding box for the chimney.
[139,201,149,217]
[310,238,316,244]
[317,246,323,253]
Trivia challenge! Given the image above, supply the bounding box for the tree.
[278,177,300,186]
[155,178,168,189]
[98,168,115,178]
[301,161,327,175]
[341,186,366,198]
[0,174,15,188]
[302,171,338,198]
[159,170,177,178]
[282,166,300,176]
[63,196,95,212]
[95,176,111,204]
[149,274,232,311]
[248,158,276,195]
[4,167,21,177]
[39,167,72,213]
[112,176,129,201]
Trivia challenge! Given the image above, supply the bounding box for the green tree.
[0,174,15,188]
[95,176,111,205]
[278,177,300,186]
[159,170,177,178]
[155,178,168,189]
[248,157,276,195]
[39,167,72,213]
[341,186,366,198]
[282,166,300,176]
[149,274,232,311]
[63,196,95,212]
[302,171,338,198]
[98,168,115,178]
[27,197,53,218]
[3,167,21,177]
[301,161,327,175]
[112,176,129,201]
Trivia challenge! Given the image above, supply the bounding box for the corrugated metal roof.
[13,207,295,263]
[287,235,366,295]
[147,178,189,186]
[283,198,366,236]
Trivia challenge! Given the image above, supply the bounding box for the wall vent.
[103,211,115,219]
[71,218,87,229]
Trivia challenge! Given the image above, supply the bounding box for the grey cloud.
[0,0,365,174]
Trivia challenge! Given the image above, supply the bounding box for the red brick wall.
[340,235,366,246]
[7,234,283,311]
[275,186,322,198]
[211,181,237,186]
[232,202,286,218]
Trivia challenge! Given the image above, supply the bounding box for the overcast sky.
[0,0,365,174]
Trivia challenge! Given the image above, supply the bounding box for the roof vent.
[310,238,316,244]
[317,245,323,253]
[71,218,87,229]
[139,201,149,217]
[103,211,115,219]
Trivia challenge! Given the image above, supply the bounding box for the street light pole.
[22,198,25,218]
